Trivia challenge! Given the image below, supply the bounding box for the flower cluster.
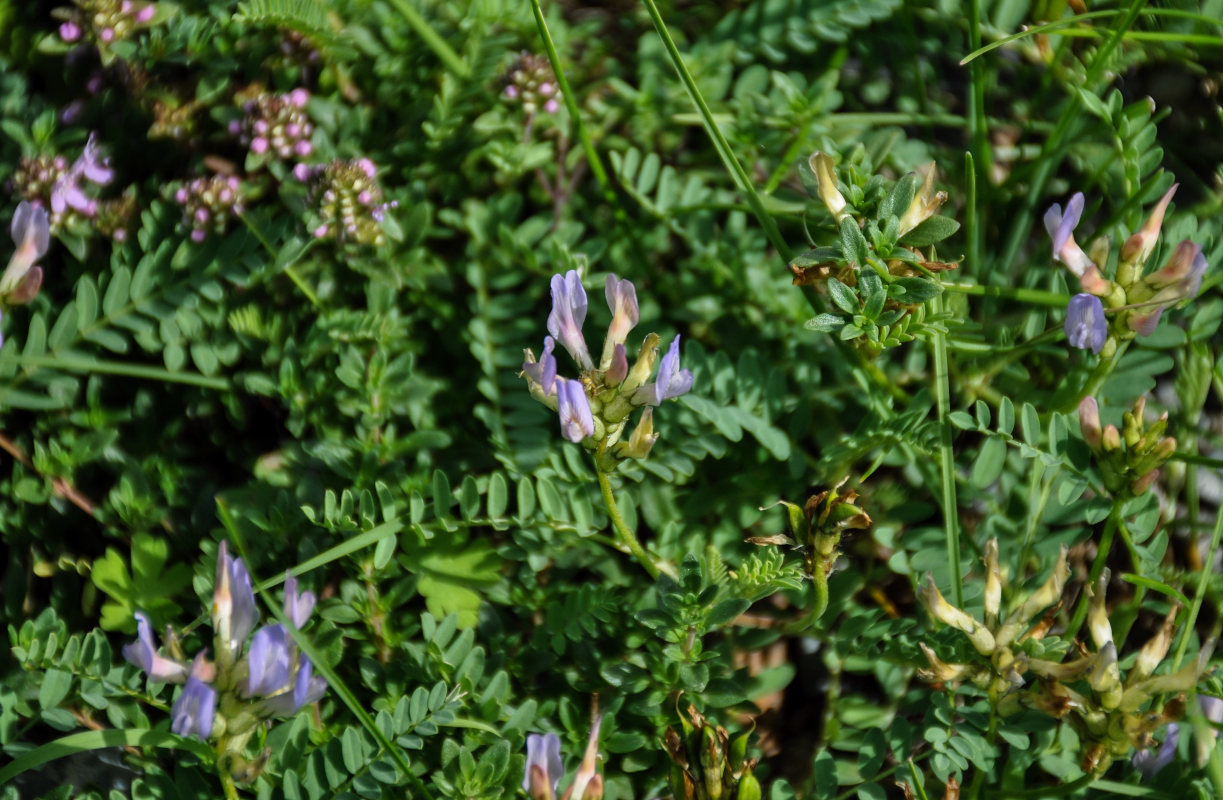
[12,134,117,232]
[502,52,562,115]
[919,542,1212,773]
[1077,395,1175,497]
[230,89,315,163]
[297,158,395,246]
[53,0,158,57]
[522,270,693,471]
[1047,187,1208,356]
[173,175,245,243]
[123,543,326,781]
[0,202,52,344]
[522,713,603,800]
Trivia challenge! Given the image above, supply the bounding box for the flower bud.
[810,152,849,223]
[1102,425,1121,452]
[897,162,947,235]
[1078,396,1102,451]
[983,539,1002,625]
[1120,184,1177,267]
[1132,606,1177,682]
[920,574,996,655]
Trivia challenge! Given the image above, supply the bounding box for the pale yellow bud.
[1086,570,1114,650]
[920,574,996,655]
[917,642,977,682]
[997,546,1069,649]
[983,539,1001,625]
[810,152,849,223]
[897,162,947,235]
[1131,605,1177,682]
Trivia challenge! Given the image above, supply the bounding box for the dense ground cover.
[1,1,1223,798]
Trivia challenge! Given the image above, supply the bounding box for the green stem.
[385,0,468,77]
[930,292,962,606]
[986,772,1095,798]
[966,1,988,282]
[219,771,241,800]
[14,354,230,389]
[1057,339,1130,413]
[596,468,663,579]
[528,0,649,269]
[996,0,1150,275]
[638,0,792,261]
[1065,507,1119,641]
[940,282,1069,306]
[1171,489,1223,671]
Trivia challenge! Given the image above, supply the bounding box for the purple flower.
[80,134,114,184]
[171,660,217,740]
[122,611,188,683]
[213,541,258,658]
[557,378,594,443]
[261,656,328,717]
[636,335,694,405]
[1065,294,1107,354]
[547,271,593,370]
[1043,193,1094,276]
[245,624,291,697]
[523,336,558,396]
[1132,723,1178,779]
[284,573,316,628]
[522,732,563,798]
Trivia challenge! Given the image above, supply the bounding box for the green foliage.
[0,1,1221,799]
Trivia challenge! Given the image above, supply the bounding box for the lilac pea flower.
[245,624,292,697]
[1065,294,1107,354]
[1043,193,1094,277]
[213,541,258,658]
[261,656,328,717]
[122,611,188,683]
[80,134,114,185]
[522,732,563,799]
[171,658,217,740]
[651,336,694,405]
[10,201,50,265]
[523,336,558,396]
[1132,723,1178,779]
[557,378,595,443]
[284,573,316,629]
[601,274,639,367]
[547,271,593,370]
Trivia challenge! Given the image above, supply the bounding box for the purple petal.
[523,732,563,795]
[546,271,592,370]
[557,379,594,443]
[523,337,558,396]
[284,573,316,629]
[171,677,216,739]
[245,624,291,697]
[653,336,694,404]
[1065,294,1107,354]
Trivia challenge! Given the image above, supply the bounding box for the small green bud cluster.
[798,151,959,350]
[1077,395,1175,496]
[664,702,761,800]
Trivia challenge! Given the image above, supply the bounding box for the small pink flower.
[544,98,559,114]
[253,119,269,135]
[195,208,210,224]
[100,27,115,42]
[136,4,155,23]
[504,85,519,99]
[539,82,554,97]
[312,224,329,238]
[190,228,206,242]
[250,137,268,154]
[121,1,132,12]
[357,158,376,177]
[289,88,309,108]
[294,140,312,157]
[60,21,82,42]
[293,163,312,182]
[175,187,189,204]
[285,123,300,138]
[227,120,241,135]
[358,191,372,205]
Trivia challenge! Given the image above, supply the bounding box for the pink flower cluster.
[297,158,396,246]
[230,89,315,163]
[173,175,245,243]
